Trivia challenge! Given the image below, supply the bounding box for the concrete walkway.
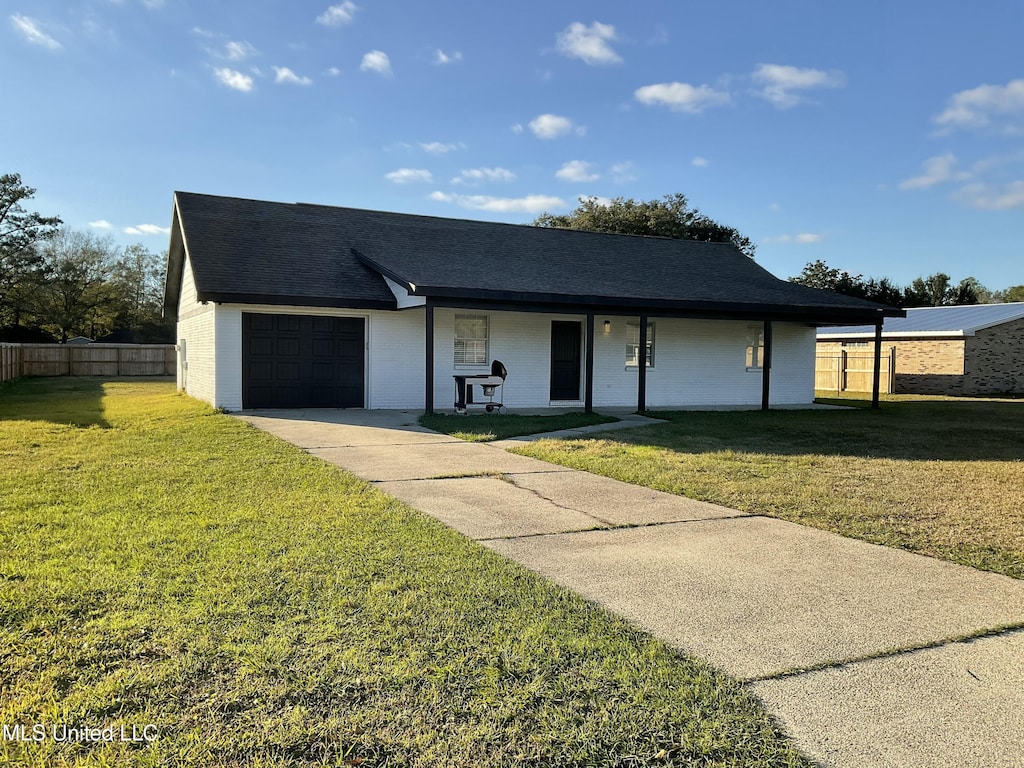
[238,408,1024,768]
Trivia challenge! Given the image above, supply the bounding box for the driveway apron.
[239,409,1024,768]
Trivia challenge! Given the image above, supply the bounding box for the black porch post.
[585,312,595,413]
[871,319,883,409]
[760,319,773,411]
[637,313,648,413]
[424,299,434,415]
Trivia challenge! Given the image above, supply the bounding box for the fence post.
[117,345,123,376]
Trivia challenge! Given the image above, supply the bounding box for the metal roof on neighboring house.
[818,302,1024,338]
[164,191,902,324]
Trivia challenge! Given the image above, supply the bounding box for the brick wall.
[964,317,1024,395]
[891,338,966,395]
[176,254,217,405]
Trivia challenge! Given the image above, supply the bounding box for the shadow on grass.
[0,376,110,428]
[420,411,618,441]
[612,398,1024,462]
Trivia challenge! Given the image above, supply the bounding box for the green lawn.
[513,395,1024,580]
[419,411,617,442]
[0,377,809,768]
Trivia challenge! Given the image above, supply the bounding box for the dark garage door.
[243,313,365,408]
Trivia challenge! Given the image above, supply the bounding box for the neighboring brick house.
[818,304,1024,396]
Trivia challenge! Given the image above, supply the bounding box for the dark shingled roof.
[165,192,903,324]
[169,192,397,310]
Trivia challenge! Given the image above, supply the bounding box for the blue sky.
[4,1,1022,289]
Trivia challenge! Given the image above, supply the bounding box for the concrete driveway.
[239,408,1024,768]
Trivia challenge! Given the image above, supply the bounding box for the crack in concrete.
[371,469,574,483]
[743,623,1024,684]
[305,439,458,450]
[476,513,753,542]
[498,473,617,528]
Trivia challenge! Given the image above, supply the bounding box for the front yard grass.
[419,411,617,442]
[511,395,1024,580]
[0,377,809,767]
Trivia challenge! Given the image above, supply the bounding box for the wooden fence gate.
[815,348,895,394]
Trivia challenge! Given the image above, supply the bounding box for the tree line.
[789,259,1024,308]
[0,173,170,343]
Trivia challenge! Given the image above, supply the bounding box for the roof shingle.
[167,192,901,323]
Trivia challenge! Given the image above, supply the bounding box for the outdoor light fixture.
[603,320,611,333]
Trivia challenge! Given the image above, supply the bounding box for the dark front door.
[242,313,365,408]
[550,321,582,400]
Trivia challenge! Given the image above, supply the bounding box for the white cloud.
[610,162,636,183]
[934,79,1024,131]
[420,141,459,155]
[88,220,112,230]
[224,40,256,61]
[954,181,1024,210]
[764,233,824,245]
[691,156,709,168]
[529,113,584,139]
[214,67,254,92]
[325,66,341,76]
[899,153,969,190]
[124,224,170,236]
[581,195,613,207]
[385,168,433,184]
[10,15,61,49]
[452,167,516,185]
[360,50,392,76]
[434,49,462,65]
[511,123,524,134]
[430,192,565,214]
[555,21,621,65]
[555,160,599,183]
[634,82,730,113]
[752,64,846,109]
[316,2,358,26]
[191,27,215,38]
[273,66,312,85]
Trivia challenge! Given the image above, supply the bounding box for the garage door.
[242,313,365,408]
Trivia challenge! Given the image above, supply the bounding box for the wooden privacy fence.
[0,343,176,382]
[1,343,20,383]
[815,349,895,394]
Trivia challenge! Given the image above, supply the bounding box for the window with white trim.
[454,315,488,365]
[626,321,655,368]
[746,327,764,370]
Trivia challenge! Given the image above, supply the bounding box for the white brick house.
[164,192,899,412]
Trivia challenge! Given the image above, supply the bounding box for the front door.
[550,321,582,400]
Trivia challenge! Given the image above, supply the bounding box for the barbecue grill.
[453,360,507,414]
